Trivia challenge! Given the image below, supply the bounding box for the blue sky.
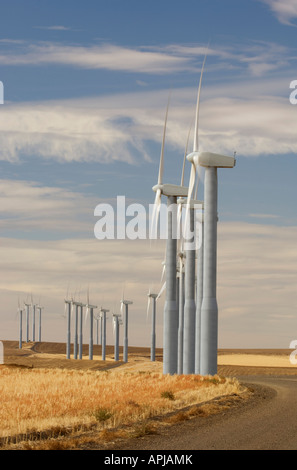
[1,0,297,350]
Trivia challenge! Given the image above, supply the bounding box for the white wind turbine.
[85,299,98,360]
[112,312,121,361]
[100,308,109,361]
[30,294,37,342]
[72,300,82,360]
[151,98,189,375]
[120,294,133,363]
[186,57,236,376]
[147,290,159,362]
[85,290,98,361]
[24,301,30,343]
[17,300,23,349]
[37,304,44,343]
[64,298,73,359]
[95,313,100,345]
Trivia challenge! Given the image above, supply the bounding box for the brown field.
[1,341,297,450]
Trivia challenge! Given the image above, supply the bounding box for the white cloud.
[0,84,296,165]
[260,0,297,25]
[0,42,195,74]
[34,26,72,31]
[0,179,96,234]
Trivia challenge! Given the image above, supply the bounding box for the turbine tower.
[86,302,97,360]
[18,304,23,349]
[72,301,82,360]
[151,98,189,375]
[64,299,72,359]
[120,299,133,363]
[112,313,121,361]
[79,302,87,360]
[177,252,185,374]
[195,211,204,374]
[37,305,44,342]
[31,295,36,342]
[24,302,30,342]
[147,292,158,362]
[100,308,109,361]
[186,57,236,375]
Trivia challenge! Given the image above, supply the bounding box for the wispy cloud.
[0,84,296,165]
[260,0,297,25]
[0,179,96,235]
[0,39,290,77]
[34,25,72,31]
[249,213,279,219]
[0,42,196,74]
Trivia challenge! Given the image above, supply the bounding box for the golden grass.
[0,365,245,446]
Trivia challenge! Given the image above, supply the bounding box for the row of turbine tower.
[63,294,150,363]
[17,296,44,348]
[62,291,163,363]
[16,288,161,364]
[151,55,236,376]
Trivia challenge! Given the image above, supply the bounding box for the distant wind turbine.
[64,299,72,359]
[17,301,23,349]
[37,304,44,343]
[31,294,37,342]
[86,301,97,360]
[72,301,83,360]
[100,308,109,361]
[120,298,133,363]
[112,313,121,361]
[24,302,30,343]
[147,291,158,362]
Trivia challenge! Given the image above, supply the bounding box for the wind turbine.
[95,313,100,345]
[37,304,44,342]
[64,299,72,359]
[24,301,30,343]
[112,313,121,361]
[31,295,37,342]
[17,301,23,349]
[120,298,133,363]
[151,98,189,375]
[147,291,158,362]
[78,301,87,360]
[72,301,83,359]
[100,308,109,361]
[186,57,236,376]
[86,301,97,360]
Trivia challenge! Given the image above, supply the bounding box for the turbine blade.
[161,262,166,283]
[158,94,171,185]
[146,295,151,321]
[193,53,207,152]
[150,188,162,239]
[181,123,192,187]
[157,282,166,300]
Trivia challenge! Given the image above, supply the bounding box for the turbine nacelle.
[148,293,158,299]
[177,197,204,209]
[187,151,236,169]
[152,183,189,198]
[121,300,133,306]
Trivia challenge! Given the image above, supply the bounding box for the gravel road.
[109,375,297,450]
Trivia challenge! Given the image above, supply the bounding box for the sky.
[1,0,297,350]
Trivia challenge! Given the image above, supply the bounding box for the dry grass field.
[0,341,296,450]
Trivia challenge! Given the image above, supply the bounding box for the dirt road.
[110,376,297,450]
